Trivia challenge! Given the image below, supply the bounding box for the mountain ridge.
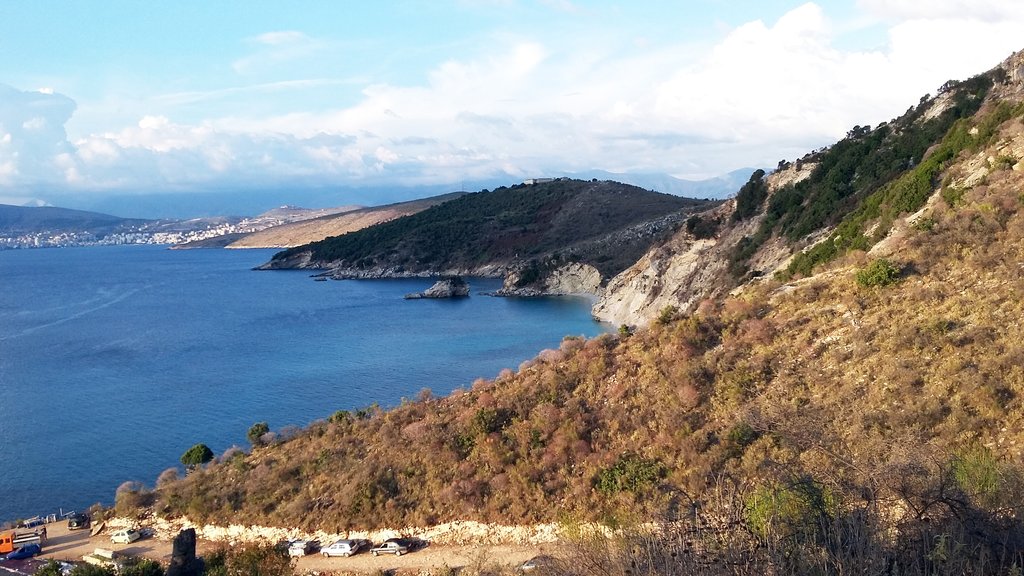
[261,179,718,285]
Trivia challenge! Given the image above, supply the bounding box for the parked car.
[320,539,366,557]
[370,538,409,556]
[67,513,90,530]
[6,543,42,560]
[110,529,142,544]
[519,555,558,572]
[287,540,318,557]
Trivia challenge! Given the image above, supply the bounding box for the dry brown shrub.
[677,383,701,409]
[401,420,430,441]
[156,467,179,487]
[537,348,565,364]
[475,391,496,408]
[737,317,777,346]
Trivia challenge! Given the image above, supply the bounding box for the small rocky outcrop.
[495,262,603,297]
[405,276,470,299]
[166,528,203,576]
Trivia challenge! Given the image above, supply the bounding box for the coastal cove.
[0,245,607,523]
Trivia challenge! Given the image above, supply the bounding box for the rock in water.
[167,528,202,576]
[405,276,470,299]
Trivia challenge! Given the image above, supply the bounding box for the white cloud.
[4,3,1024,196]
[0,83,76,187]
[253,30,311,46]
[233,30,325,75]
[857,0,1024,22]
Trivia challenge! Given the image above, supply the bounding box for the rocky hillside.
[260,179,716,285]
[596,53,1020,326]
[225,193,463,249]
[141,51,1024,573]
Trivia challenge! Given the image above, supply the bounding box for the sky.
[1,0,1024,216]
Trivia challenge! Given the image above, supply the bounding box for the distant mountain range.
[2,168,753,250]
[28,168,754,219]
[567,167,758,199]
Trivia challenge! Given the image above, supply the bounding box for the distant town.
[0,213,287,250]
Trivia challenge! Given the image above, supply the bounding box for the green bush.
[725,422,760,458]
[595,453,665,495]
[952,445,1000,500]
[656,305,678,325]
[120,558,164,576]
[744,478,837,540]
[247,422,270,446]
[855,258,902,288]
[180,443,214,470]
[204,544,291,576]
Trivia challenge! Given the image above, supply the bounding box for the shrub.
[247,422,270,446]
[471,408,512,436]
[656,305,678,325]
[744,478,837,540]
[180,443,214,470]
[120,558,164,576]
[595,453,665,495]
[156,468,179,488]
[204,543,291,576]
[855,258,901,288]
[114,481,152,516]
[68,565,116,576]
[952,444,1000,500]
[992,154,1017,170]
[725,422,760,457]
[685,214,720,239]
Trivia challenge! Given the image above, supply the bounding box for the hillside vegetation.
[146,54,1024,573]
[264,180,714,280]
[593,58,1021,327]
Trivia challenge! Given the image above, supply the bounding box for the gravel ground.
[34,521,553,575]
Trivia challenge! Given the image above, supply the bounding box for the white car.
[287,540,317,557]
[320,539,366,557]
[110,528,142,544]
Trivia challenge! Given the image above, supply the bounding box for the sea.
[0,245,607,523]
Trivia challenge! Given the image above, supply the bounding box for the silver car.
[370,539,409,556]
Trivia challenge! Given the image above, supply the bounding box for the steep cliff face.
[496,262,603,296]
[594,165,812,325]
[597,50,1024,327]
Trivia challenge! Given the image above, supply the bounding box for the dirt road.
[38,521,552,574]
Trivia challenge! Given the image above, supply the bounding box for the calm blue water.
[0,245,606,523]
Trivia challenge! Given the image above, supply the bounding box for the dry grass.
[145,103,1024,574]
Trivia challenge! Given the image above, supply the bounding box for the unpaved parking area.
[37,521,552,574]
